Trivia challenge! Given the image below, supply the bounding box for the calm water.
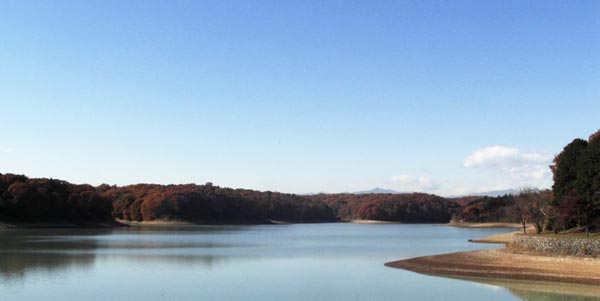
[0,224,596,301]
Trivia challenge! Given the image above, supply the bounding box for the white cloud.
[391,174,439,192]
[391,175,411,183]
[0,146,14,154]
[463,146,552,181]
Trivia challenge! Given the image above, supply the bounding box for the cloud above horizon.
[463,146,553,181]
[0,146,14,154]
[390,174,439,192]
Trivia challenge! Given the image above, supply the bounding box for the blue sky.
[1,1,599,195]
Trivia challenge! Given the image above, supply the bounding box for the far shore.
[117,219,195,226]
[0,221,124,229]
[351,220,401,224]
[0,220,519,229]
[386,226,600,286]
[122,219,404,226]
[0,219,450,229]
[466,225,534,244]
[119,219,342,226]
[0,219,433,228]
[468,231,517,244]
[122,219,411,225]
[445,222,524,228]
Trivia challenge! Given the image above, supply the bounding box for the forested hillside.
[0,174,461,225]
[456,190,553,233]
[108,183,335,224]
[457,194,519,223]
[0,175,337,225]
[0,174,114,225]
[308,193,458,222]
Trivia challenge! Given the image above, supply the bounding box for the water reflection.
[0,226,255,281]
[0,225,597,301]
[0,252,95,282]
[450,276,600,301]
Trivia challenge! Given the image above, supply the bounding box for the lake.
[0,224,595,300]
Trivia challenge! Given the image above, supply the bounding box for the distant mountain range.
[352,187,403,194]
[301,187,404,195]
[448,189,520,198]
[304,187,520,197]
[353,187,520,197]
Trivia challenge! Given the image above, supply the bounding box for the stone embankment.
[510,234,600,257]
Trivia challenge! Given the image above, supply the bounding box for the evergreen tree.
[575,131,600,234]
[551,138,588,205]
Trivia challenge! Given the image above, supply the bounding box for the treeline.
[457,194,521,223]
[107,183,335,224]
[0,174,113,225]
[1,171,563,227]
[0,174,463,225]
[455,190,553,234]
[0,176,336,225]
[308,193,458,222]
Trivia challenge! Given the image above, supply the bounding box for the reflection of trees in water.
[449,276,600,301]
[0,252,238,281]
[0,252,96,281]
[112,253,240,269]
[509,288,600,301]
[0,227,255,281]
[0,229,100,281]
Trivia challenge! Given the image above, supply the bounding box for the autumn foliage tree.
[456,190,552,234]
[457,195,515,223]
[2,173,468,225]
[308,193,458,223]
[519,188,552,235]
[0,174,339,225]
[107,184,336,224]
[0,174,113,224]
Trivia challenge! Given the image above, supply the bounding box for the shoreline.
[0,219,521,227]
[468,231,516,244]
[119,219,342,226]
[385,249,600,286]
[386,227,600,286]
[0,221,124,229]
[466,226,534,244]
[117,219,194,226]
[350,220,401,224]
[445,222,524,228]
[120,219,404,226]
[1,219,412,228]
